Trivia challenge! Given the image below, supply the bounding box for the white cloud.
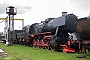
[0,0,89,32]
[0,3,32,15]
[70,0,90,11]
[0,2,9,14]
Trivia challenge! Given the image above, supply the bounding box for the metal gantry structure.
[0,17,24,45]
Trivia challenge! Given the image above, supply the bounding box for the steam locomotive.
[14,12,90,53]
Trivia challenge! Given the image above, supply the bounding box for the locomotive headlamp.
[6,6,17,15]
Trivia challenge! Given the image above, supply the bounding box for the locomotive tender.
[77,17,90,53]
[15,12,90,53]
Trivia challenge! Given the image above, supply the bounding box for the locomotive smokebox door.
[65,14,78,33]
[53,16,66,27]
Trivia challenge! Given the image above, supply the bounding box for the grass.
[0,43,90,60]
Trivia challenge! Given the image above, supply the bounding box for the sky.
[0,0,90,32]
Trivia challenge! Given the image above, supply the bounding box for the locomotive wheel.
[33,45,36,48]
[33,44,37,48]
[33,44,39,48]
[50,46,55,51]
[62,46,66,53]
[45,46,49,50]
[33,40,37,48]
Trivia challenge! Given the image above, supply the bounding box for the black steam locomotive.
[15,12,90,53]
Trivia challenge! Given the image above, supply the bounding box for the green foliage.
[0,43,90,60]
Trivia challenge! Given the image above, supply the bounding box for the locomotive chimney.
[62,12,67,16]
